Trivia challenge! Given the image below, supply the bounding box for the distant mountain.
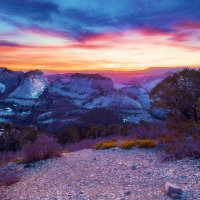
[49,73,151,123]
[128,72,174,92]
[9,70,49,99]
[0,67,169,128]
[133,67,186,76]
[46,73,72,83]
[44,67,187,84]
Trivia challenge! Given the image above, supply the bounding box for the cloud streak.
[1,0,200,41]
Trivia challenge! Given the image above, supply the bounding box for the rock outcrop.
[0,67,23,95]
[9,70,49,99]
[67,73,114,92]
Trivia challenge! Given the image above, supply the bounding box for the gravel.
[0,147,200,200]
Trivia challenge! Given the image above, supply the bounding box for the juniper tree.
[150,68,200,133]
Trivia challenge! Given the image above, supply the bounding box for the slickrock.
[0,148,200,200]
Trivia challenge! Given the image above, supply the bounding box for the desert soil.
[0,148,200,200]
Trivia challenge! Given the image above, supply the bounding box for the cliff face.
[68,73,114,92]
[0,67,23,95]
[9,70,49,99]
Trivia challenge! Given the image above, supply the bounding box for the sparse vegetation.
[101,141,117,150]
[91,139,117,150]
[137,139,156,148]
[23,134,62,163]
[62,150,69,154]
[92,138,157,150]
[150,68,200,159]
[9,157,23,165]
[119,139,136,149]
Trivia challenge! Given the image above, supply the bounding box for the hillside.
[1,148,199,199]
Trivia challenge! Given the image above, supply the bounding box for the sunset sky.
[0,0,200,73]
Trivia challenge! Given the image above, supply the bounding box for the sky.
[0,0,200,73]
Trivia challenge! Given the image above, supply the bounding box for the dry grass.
[91,139,117,150]
[101,141,116,150]
[119,139,136,149]
[137,139,156,148]
[92,138,157,150]
[62,150,69,153]
[9,157,23,165]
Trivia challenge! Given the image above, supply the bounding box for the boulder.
[165,182,183,196]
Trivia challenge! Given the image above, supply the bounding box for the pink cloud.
[168,32,191,42]
[175,21,200,30]
[138,27,170,37]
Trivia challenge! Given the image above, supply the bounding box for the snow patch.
[0,83,6,93]
[5,98,39,106]
[114,84,132,89]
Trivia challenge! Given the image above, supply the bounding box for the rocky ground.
[0,147,200,200]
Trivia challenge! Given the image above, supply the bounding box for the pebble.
[124,190,131,196]
[131,166,137,170]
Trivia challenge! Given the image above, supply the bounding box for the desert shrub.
[137,139,156,148]
[108,124,118,135]
[119,139,136,149]
[101,141,116,150]
[23,134,62,163]
[0,151,21,165]
[129,123,168,140]
[62,150,69,153]
[160,134,171,144]
[164,138,200,160]
[57,127,79,144]
[161,132,200,160]
[192,133,200,140]
[119,126,129,136]
[104,129,112,137]
[0,165,20,187]
[22,129,38,144]
[9,157,23,165]
[110,138,118,142]
[91,141,104,150]
[0,131,22,152]
[91,140,116,150]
